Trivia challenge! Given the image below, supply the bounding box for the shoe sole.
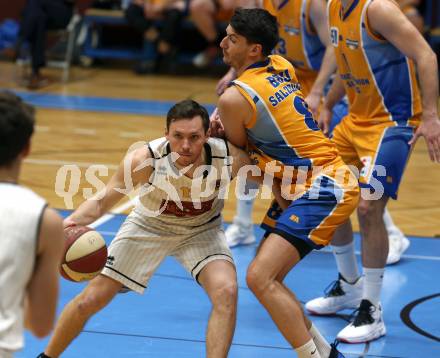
[306,301,361,316]
[337,326,386,344]
[307,309,339,316]
[229,241,256,248]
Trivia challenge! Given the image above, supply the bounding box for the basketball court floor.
[18,214,440,357]
[1,64,438,357]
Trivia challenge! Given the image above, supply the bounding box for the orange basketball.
[60,226,107,282]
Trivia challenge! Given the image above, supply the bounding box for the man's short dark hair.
[166,99,210,132]
[230,8,279,56]
[0,92,35,166]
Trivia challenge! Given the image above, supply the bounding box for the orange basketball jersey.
[276,0,326,94]
[233,55,340,178]
[263,0,277,16]
[328,0,422,125]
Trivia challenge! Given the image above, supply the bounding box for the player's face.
[166,116,209,167]
[220,25,253,69]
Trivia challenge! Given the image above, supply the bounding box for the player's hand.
[63,218,77,230]
[272,178,291,210]
[209,108,225,138]
[305,91,322,117]
[216,68,236,96]
[318,105,332,137]
[409,116,440,162]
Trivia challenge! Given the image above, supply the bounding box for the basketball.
[60,226,108,282]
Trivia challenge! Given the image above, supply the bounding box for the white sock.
[363,267,385,306]
[309,323,331,357]
[295,339,322,358]
[235,181,258,224]
[383,208,404,237]
[332,242,360,283]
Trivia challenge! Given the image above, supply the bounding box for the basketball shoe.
[387,231,410,265]
[225,218,256,248]
[329,340,345,357]
[305,274,363,315]
[337,299,386,343]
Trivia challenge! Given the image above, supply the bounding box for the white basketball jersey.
[0,183,46,352]
[131,137,231,232]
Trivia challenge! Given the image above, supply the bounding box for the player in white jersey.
[39,100,252,358]
[0,92,64,357]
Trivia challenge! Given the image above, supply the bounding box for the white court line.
[89,197,137,229]
[24,158,118,170]
[73,128,97,136]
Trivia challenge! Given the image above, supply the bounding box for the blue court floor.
[17,213,440,358]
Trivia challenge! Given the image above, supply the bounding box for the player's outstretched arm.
[368,0,440,162]
[24,208,64,338]
[306,0,337,115]
[65,147,153,226]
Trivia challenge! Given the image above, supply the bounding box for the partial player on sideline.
[0,92,64,357]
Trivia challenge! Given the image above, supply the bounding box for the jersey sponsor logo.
[330,27,339,47]
[180,186,191,199]
[290,214,300,223]
[346,38,359,50]
[266,69,300,107]
[161,198,215,217]
[268,83,301,107]
[266,69,292,88]
[106,256,115,266]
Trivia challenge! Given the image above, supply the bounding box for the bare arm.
[319,74,345,135]
[24,208,64,338]
[229,142,289,210]
[369,1,437,120]
[65,147,153,226]
[217,86,254,149]
[368,0,440,161]
[306,0,337,114]
[324,74,345,109]
[228,142,252,178]
[397,0,420,8]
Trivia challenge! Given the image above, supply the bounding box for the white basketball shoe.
[337,299,386,343]
[225,219,256,248]
[305,275,363,315]
[386,230,410,265]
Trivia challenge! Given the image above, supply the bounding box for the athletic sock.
[309,323,331,357]
[332,242,360,283]
[235,181,259,224]
[363,267,385,306]
[295,339,322,358]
